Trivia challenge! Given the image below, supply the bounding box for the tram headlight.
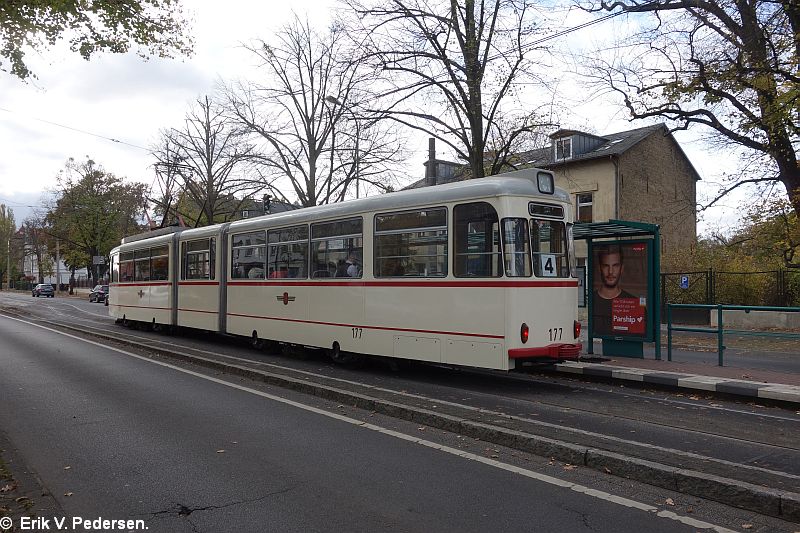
[520,323,529,344]
[574,320,581,339]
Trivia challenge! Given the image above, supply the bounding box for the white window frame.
[555,137,572,161]
[576,192,593,223]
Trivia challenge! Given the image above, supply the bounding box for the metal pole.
[355,120,360,199]
[717,304,725,367]
[6,238,9,291]
[56,239,61,294]
[667,304,673,361]
[587,239,594,355]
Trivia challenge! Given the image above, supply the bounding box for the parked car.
[32,283,54,298]
[89,285,109,303]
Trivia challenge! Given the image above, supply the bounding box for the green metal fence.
[666,303,800,366]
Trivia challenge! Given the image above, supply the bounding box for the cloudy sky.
[0,0,739,232]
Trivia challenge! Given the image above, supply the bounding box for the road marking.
[0,313,737,533]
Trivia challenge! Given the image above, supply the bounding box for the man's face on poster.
[599,252,623,289]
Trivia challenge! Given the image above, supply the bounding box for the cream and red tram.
[109,168,581,371]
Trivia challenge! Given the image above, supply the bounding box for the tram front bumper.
[508,343,582,361]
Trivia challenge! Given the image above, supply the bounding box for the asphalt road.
[0,292,797,531]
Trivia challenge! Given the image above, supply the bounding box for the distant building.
[233,195,298,221]
[18,227,88,286]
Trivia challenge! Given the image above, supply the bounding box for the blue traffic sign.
[680,275,689,289]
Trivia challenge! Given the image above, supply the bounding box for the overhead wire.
[0,106,149,151]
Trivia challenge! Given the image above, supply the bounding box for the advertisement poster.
[591,242,650,338]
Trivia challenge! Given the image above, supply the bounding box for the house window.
[576,193,593,222]
[555,137,572,161]
[242,210,249,219]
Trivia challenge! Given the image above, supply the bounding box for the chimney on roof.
[425,138,436,187]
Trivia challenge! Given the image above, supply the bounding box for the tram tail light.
[520,323,529,344]
[574,320,581,339]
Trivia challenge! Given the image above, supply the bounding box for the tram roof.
[228,168,569,234]
[116,168,568,250]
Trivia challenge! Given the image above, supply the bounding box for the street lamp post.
[325,95,361,199]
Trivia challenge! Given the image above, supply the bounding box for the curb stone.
[551,362,800,405]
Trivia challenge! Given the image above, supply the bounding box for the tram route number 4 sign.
[611,297,645,335]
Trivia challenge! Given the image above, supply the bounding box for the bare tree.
[344,0,553,179]
[152,96,258,227]
[581,0,799,216]
[222,16,404,207]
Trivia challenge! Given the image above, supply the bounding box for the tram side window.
[374,208,447,277]
[454,202,502,277]
[182,238,215,280]
[231,231,266,279]
[531,219,569,278]
[151,246,169,281]
[502,218,532,277]
[134,249,150,281]
[311,218,363,278]
[120,252,134,282]
[267,225,308,279]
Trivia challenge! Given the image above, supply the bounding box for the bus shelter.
[573,220,661,359]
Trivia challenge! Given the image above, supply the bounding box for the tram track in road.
[6,306,800,496]
[6,303,799,457]
[1,298,800,510]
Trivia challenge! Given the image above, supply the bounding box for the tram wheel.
[251,331,265,350]
[327,342,363,366]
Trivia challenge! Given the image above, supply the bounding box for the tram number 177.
[352,327,363,339]
[548,328,562,341]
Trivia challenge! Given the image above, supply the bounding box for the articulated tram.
[109,168,581,371]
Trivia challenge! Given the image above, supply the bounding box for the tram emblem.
[277,292,296,305]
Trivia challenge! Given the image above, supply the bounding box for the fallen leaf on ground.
[216,449,226,453]
[417,427,426,431]
[0,483,17,493]
[64,466,71,470]
[688,395,701,401]
[604,468,612,474]
[563,464,577,471]
[665,498,675,506]
[741,524,752,530]
[64,492,73,497]
[686,506,693,513]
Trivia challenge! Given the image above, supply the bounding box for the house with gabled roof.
[527,124,700,266]
[408,124,700,267]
